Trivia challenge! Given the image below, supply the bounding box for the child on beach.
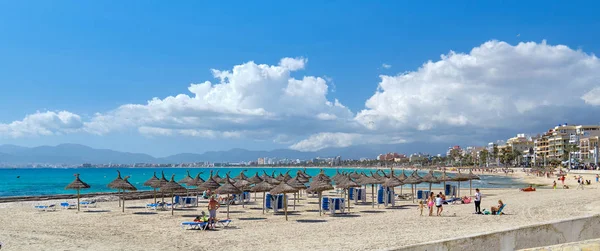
[418,200,424,216]
[553,181,557,189]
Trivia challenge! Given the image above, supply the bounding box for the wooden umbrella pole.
[318,191,322,216]
[262,192,265,214]
[118,189,121,207]
[293,192,296,211]
[255,192,257,202]
[122,191,125,213]
[153,188,157,204]
[227,193,230,219]
[470,180,472,195]
[171,192,174,216]
[284,193,288,221]
[347,189,351,212]
[77,189,80,212]
[371,184,374,208]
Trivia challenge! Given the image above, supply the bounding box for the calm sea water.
[0,167,526,197]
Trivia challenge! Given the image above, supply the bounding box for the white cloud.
[83,57,353,143]
[356,40,600,133]
[582,87,600,105]
[382,63,392,69]
[0,111,83,138]
[290,132,406,151]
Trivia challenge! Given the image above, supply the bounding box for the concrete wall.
[391,214,600,251]
[519,238,600,251]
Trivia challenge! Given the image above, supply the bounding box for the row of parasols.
[65,168,480,221]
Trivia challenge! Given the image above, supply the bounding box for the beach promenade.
[0,169,598,251]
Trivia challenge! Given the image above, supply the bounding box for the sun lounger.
[321,196,330,212]
[35,205,56,211]
[60,202,76,209]
[443,198,461,204]
[146,203,163,210]
[329,197,345,214]
[180,221,208,230]
[80,201,97,208]
[218,219,232,228]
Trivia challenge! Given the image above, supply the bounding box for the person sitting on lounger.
[202,189,211,199]
[491,200,504,215]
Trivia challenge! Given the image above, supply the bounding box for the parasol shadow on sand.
[65,174,91,212]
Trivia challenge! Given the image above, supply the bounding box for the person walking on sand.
[427,192,435,216]
[553,180,557,189]
[596,174,599,183]
[418,200,424,216]
[435,194,443,216]
[474,188,482,214]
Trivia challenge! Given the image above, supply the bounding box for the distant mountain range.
[0,143,447,165]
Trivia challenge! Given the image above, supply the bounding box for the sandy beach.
[0,170,598,251]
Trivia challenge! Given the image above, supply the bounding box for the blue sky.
[1,1,600,156]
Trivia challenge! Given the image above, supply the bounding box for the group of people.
[418,192,446,216]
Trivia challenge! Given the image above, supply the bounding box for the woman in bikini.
[427,192,435,216]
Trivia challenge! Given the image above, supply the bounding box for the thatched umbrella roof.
[178,170,194,184]
[336,177,361,189]
[247,173,263,184]
[298,168,311,179]
[349,171,361,180]
[453,171,471,182]
[437,171,453,182]
[199,172,221,191]
[306,180,334,193]
[143,172,161,188]
[108,171,137,191]
[160,175,186,193]
[250,181,274,192]
[466,170,481,180]
[270,182,298,195]
[107,170,125,189]
[235,170,249,181]
[357,174,382,185]
[332,170,344,183]
[421,170,441,184]
[403,171,423,184]
[384,174,404,188]
[276,170,292,182]
[261,171,281,185]
[371,171,384,182]
[212,170,223,183]
[295,170,310,183]
[187,172,205,187]
[287,177,307,190]
[158,171,169,187]
[313,169,332,183]
[234,178,251,191]
[396,170,408,181]
[219,171,236,184]
[66,174,91,190]
[215,175,242,195]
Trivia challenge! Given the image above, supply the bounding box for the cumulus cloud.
[290,132,406,151]
[83,57,353,142]
[381,63,392,69]
[0,111,83,138]
[356,40,600,134]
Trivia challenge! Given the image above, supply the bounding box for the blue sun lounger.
[180,221,208,230]
[35,205,56,211]
[60,202,76,209]
[218,219,232,228]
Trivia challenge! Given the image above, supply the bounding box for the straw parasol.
[219,171,236,184]
[250,181,274,214]
[437,171,453,194]
[421,170,440,193]
[107,170,125,208]
[212,170,223,183]
[199,171,221,192]
[403,171,423,203]
[178,170,194,200]
[261,171,281,185]
[65,174,91,212]
[295,170,310,184]
[269,182,298,221]
[247,173,263,202]
[452,169,470,197]
[336,177,361,212]
[349,171,361,180]
[143,172,161,204]
[396,170,408,195]
[301,167,312,178]
[158,171,169,202]
[466,169,480,195]
[234,178,251,208]
[107,170,137,212]
[186,172,205,207]
[160,174,186,215]
[215,175,242,219]
[313,169,332,183]
[357,173,383,208]
[235,170,249,181]
[287,177,307,210]
[306,179,334,216]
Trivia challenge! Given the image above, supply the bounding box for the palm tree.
[492,144,499,167]
[480,149,489,167]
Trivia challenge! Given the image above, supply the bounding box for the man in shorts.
[207,196,220,229]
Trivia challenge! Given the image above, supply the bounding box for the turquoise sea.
[0,167,526,197]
